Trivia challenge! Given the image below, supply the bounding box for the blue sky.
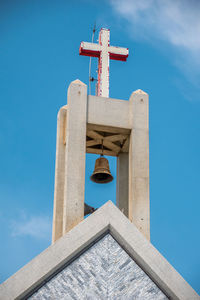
[0,0,200,294]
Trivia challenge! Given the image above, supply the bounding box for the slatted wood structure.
[86,124,130,157]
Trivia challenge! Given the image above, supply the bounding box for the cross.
[79,28,129,98]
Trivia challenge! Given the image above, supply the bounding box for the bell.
[90,155,113,184]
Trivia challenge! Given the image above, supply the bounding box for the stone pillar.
[128,90,150,240]
[116,153,129,217]
[52,106,67,243]
[63,80,87,235]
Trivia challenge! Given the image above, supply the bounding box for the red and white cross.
[79,28,129,98]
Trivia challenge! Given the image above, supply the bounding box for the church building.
[0,28,199,300]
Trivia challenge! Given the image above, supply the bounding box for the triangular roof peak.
[133,89,148,95]
[0,201,199,300]
[71,79,86,86]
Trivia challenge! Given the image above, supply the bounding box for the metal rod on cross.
[79,28,129,98]
[89,24,96,96]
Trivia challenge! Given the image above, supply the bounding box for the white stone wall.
[29,234,168,300]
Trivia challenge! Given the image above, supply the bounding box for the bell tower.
[52,28,149,243]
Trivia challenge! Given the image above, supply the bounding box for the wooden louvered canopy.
[86,124,130,156]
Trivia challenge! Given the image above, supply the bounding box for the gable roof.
[29,234,168,299]
[0,201,199,300]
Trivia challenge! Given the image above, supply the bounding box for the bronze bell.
[90,155,113,184]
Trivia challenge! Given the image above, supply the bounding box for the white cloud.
[110,0,200,52]
[10,214,51,240]
[109,0,200,96]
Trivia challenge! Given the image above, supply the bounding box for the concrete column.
[52,106,67,243]
[63,80,87,235]
[116,153,129,217]
[128,90,150,240]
